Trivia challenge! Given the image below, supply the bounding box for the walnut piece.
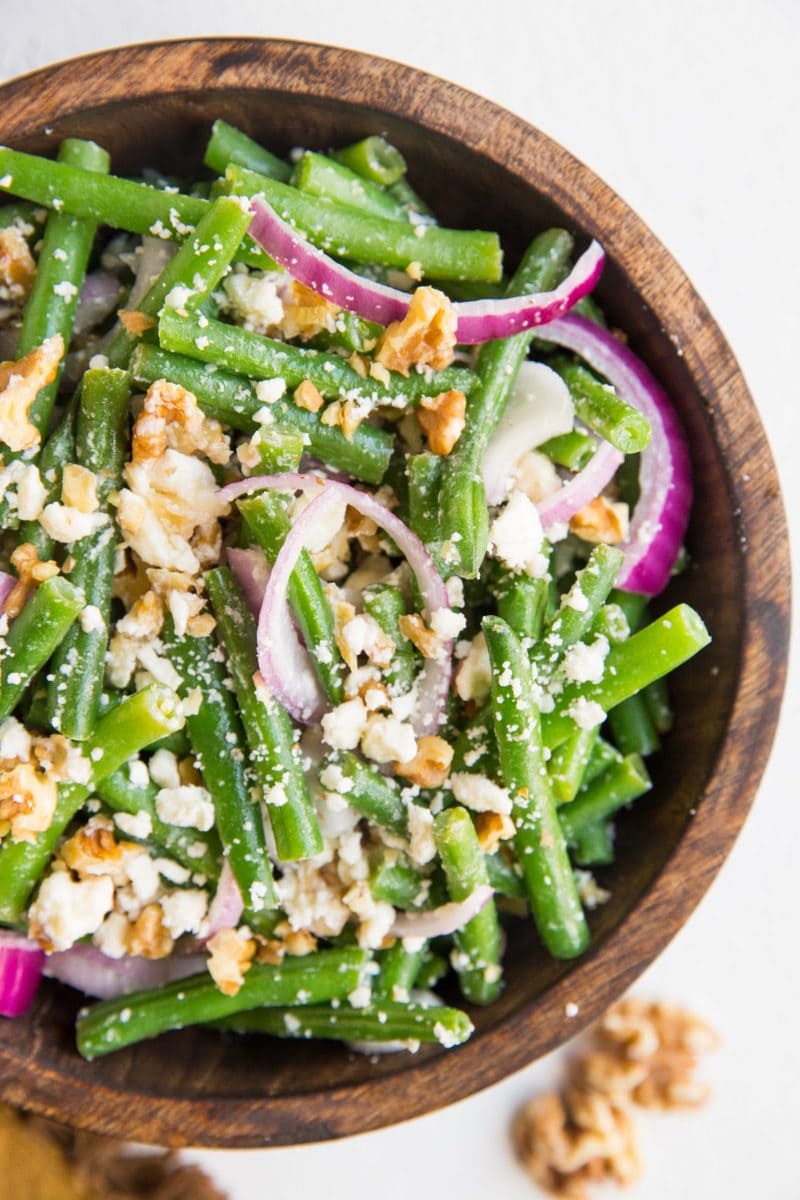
[207,927,256,996]
[132,378,230,466]
[394,734,453,787]
[294,379,324,413]
[570,497,629,545]
[0,333,64,452]
[375,286,456,375]
[280,280,339,340]
[0,226,36,304]
[417,389,467,456]
[61,464,100,514]
[128,902,174,959]
[397,612,441,659]
[118,308,157,335]
[4,542,59,618]
[0,760,57,843]
[474,810,516,853]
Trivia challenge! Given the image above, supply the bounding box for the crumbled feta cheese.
[126,851,161,902]
[574,868,612,910]
[406,801,436,865]
[154,858,191,885]
[276,860,350,938]
[93,911,131,958]
[148,748,181,789]
[445,575,465,609]
[155,784,215,831]
[562,636,610,685]
[79,604,105,634]
[361,714,417,764]
[128,758,149,789]
[488,490,548,577]
[512,448,563,503]
[39,502,109,543]
[566,697,606,730]
[164,283,194,313]
[321,697,368,750]
[454,633,492,703]
[15,464,47,521]
[254,377,287,405]
[88,353,109,370]
[430,606,466,642]
[113,810,153,840]
[318,762,353,794]
[160,888,208,938]
[222,270,284,332]
[449,772,512,816]
[52,280,78,301]
[29,871,113,951]
[347,983,372,1009]
[0,716,32,761]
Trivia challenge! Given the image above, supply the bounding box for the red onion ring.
[0,570,15,613]
[44,943,206,1000]
[248,197,604,344]
[0,930,44,1016]
[390,885,494,938]
[73,271,123,338]
[536,439,624,534]
[226,546,270,616]
[204,860,245,938]
[535,314,692,594]
[220,473,452,733]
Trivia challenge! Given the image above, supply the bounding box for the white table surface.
[3,2,799,1196]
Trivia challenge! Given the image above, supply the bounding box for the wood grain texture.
[0,38,790,1147]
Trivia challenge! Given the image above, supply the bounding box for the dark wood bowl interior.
[0,39,790,1147]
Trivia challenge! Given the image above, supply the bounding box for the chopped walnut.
[118,308,157,335]
[320,395,373,441]
[132,379,230,466]
[0,333,64,452]
[405,260,423,282]
[394,735,454,787]
[347,352,369,378]
[128,902,174,959]
[332,597,358,670]
[207,927,256,996]
[280,280,339,340]
[345,506,382,554]
[474,810,516,853]
[61,821,126,879]
[61,464,100,514]
[0,760,57,842]
[0,226,36,304]
[255,921,318,965]
[3,542,59,618]
[417,389,467,456]
[375,286,456,375]
[294,379,324,413]
[512,1089,640,1200]
[570,497,629,545]
[398,612,441,659]
[115,588,165,639]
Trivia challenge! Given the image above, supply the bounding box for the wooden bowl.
[0,38,790,1148]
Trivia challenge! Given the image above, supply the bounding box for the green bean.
[0,685,184,923]
[129,344,394,484]
[571,822,615,866]
[559,755,652,845]
[495,571,549,641]
[387,177,434,219]
[583,738,624,787]
[216,999,473,1047]
[293,151,408,221]
[162,620,277,917]
[609,588,648,630]
[414,949,449,988]
[205,568,322,862]
[539,429,597,472]
[0,200,46,235]
[547,728,600,805]
[0,576,84,722]
[96,767,221,881]
[319,751,407,836]
[373,939,427,1002]
[485,851,526,900]
[0,146,270,268]
[105,195,254,367]
[439,230,574,576]
[552,356,652,455]
[46,369,130,739]
[450,708,498,779]
[308,309,383,356]
[407,452,444,548]
[362,583,418,696]
[434,806,503,1004]
[203,119,291,182]
[237,493,343,704]
[225,165,502,282]
[76,947,368,1059]
[608,696,661,757]
[333,136,406,187]
[17,398,77,558]
[157,306,477,403]
[369,854,440,909]
[591,602,630,646]
[483,615,589,959]
[644,675,673,734]
[541,604,710,750]
[243,425,304,474]
[573,294,608,327]
[534,545,624,679]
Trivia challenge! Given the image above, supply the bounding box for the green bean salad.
[0,123,709,1057]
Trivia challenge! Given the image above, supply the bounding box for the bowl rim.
[0,35,791,1148]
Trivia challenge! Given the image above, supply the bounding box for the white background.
[3,2,799,1196]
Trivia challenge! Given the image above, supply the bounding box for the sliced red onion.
[536,439,624,534]
[126,235,177,309]
[0,931,44,1017]
[535,314,692,593]
[482,361,575,505]
[204,860,245,939]
[44,943,206,1000]
[0,570,15,612]
[390,884,494,938]
[248,197,604,344]
[227,546,270,616]
[73,271,123,337]
[222,473,452,733]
